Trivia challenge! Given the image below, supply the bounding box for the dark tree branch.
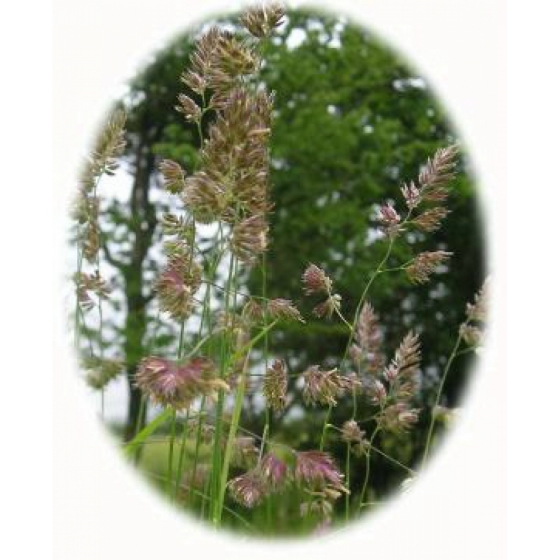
[142,290,156,306]
[102,239,128,271]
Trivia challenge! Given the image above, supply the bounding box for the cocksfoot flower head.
[135,356,228,410]
[294,451,346,491]
[302,366,357,406]
[302,264,332,295]
[263,358,288,411]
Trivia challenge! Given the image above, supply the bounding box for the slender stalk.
[168,320,186,499]
[145,472,255,532]
[369,444,416,475]
[133,396,147,465]
[213,321,279,523]
[188,229,225,506]
[345,442,351,521]
[319,229,402,451]
[358,426,381,508]
[209,251,236,524]
[96,255,105,419]
[421,330,464,469]
[216,351,250,523]
[188,397,207,505]
[174,408,191,499]
[260,253,272,526]
[123,407,173,457]
[167,408,177,498]
[319,406,332,451]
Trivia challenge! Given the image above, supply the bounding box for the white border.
[52,1,507,559]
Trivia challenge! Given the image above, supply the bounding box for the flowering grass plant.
[71,2,488,537]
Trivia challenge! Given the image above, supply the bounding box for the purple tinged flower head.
[267,298,305,323]
[302,366,355,407]
[418,144,459,201]
[378,202,401,237]
[312,293,342,320]
[228,469,265,508]
[259,453,288,489]
[155,253,202,320]
[379,202,401,225]
[294,451,345,491]
[302,263,332,295]
[135,356,228,410]
[371,379,387,404]
[405,250,452,284]
[401,181,421,209]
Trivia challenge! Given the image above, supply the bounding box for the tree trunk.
[123,140,156,442]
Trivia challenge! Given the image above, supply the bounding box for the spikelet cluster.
[240,2,285,37]
[302,264,343,320]
[155,252,202,321]
[375,146,458,288]
[181,27,258,102]
[260,452,288,488]
[241,298,303,325]
[350,301,383,374]
[228,448,345,516]
[230,213,269,264]
[295,450,347,519]
[405,251,452,284]
[83,356,124,390]
[267,298,304,323]
[466,277,489,323]
[417,145,459,202]
[460,278,489,347]
[373,332,423,432]
[229,436,259,469]
[80,109,127,192]
[302,263,332,295]
[76,110,127,264]
[341,419,370,457]
[228,451,289,507]
[263,358,288,411]
[378,203,401,237]
[159,159,186,194]
[135,356,228,410]
[294,451,346,488]
[177,56,273,264]
[400,145,459,211]
[75,271,110,312]
[228,469,265,508]
[302,366,359,407]
[403,147,457,231]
